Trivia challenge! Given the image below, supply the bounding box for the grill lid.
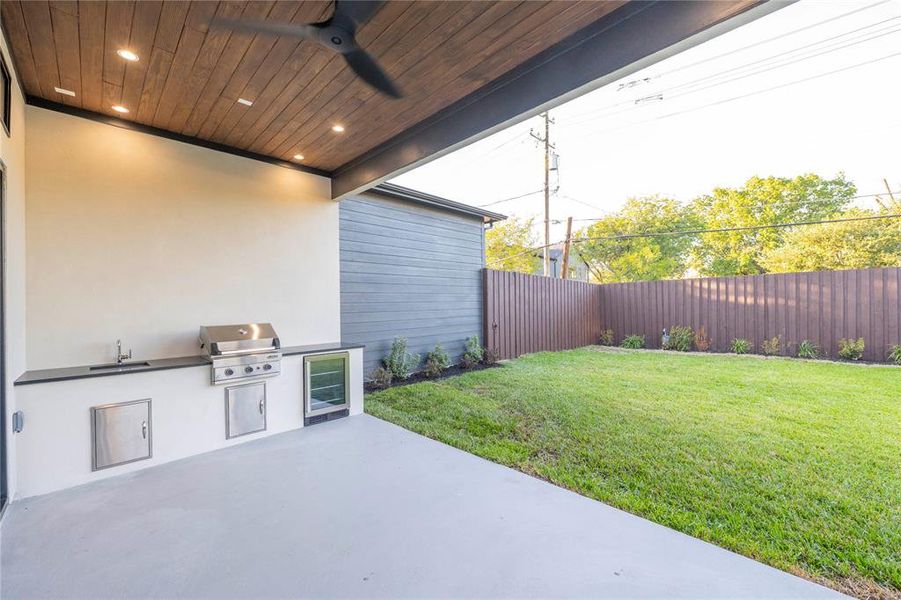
[199,323,280,357]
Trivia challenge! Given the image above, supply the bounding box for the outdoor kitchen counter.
[13,342,365,386]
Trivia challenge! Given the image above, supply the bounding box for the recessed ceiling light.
[54,87,75,96]
[111,105,130,114]
[117,49,139,62]
[237,98,253,106]
[331,124,345,133]
[293,154,305,161]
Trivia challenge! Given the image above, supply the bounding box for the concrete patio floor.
[0,414,842,599]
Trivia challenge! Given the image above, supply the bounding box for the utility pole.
[561,216,573,280]
[884,178,897,203]
[530,112,555,275]
[875,178,894,210]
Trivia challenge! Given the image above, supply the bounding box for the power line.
[554,48,901,140]
[452,130,533,169]
[487,237,570,267]
[614,1,891,95]
[558,194,607,212]
[567,190,901,222]
[660,25,901,103]
[661,18,901,97]
[658,1,890,77]
[646,49,901,126]
[476,189,544,208]
[562,2,893,122]
[560,24,901,130]
[566,16,901,124]
[486,213,901,266]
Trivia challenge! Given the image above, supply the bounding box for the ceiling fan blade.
[210,16,318,40]
[343,48,402,99]
[329,1,385,33]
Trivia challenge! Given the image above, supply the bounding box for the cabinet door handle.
[259,398,265,414]
[141,421,148,439]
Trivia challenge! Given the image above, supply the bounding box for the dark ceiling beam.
[331,0,790,201]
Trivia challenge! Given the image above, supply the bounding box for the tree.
[760,207,901,273]
[577,196,698,283]
[690,173,856,276]
[485,216,540,273]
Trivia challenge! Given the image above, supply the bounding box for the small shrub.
[423,358,443,378]
[762,336,781,356]
[888,344,901,365]
[797,340,820,359]
[423,344,451,378]
[838,337,865,361]
[663,326,694,352]
[427,344,450,370]
[459,354,478,369]
[368,366,393,389]
[598,329,614,346]
[731,338,751,354]
[463,335,484,364]
[384,337,420,380]
[621,334,646,349]
[694,326,711,352]
[482,347,501,365]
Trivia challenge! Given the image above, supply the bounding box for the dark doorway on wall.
[1,162,7,512]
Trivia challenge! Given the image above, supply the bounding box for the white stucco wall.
[25,107,338,370]
[1,27,28,502]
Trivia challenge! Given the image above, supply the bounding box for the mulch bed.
[364,362,502,393]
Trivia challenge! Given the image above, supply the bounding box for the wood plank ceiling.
[2,1,623,173]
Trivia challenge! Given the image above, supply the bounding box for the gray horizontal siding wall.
[340,192,485,375]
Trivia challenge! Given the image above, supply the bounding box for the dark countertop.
[281,342,364,357]
[14,342,365,386]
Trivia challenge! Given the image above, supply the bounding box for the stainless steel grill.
[199,323,281,385]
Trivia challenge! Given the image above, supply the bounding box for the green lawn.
[366,348,901,598]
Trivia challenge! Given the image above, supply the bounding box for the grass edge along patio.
[367,347,901,599]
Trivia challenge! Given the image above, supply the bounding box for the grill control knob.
[244,366,254,374]
[263,364,273,371]
[224,368,234,376]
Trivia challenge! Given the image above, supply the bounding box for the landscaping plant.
[889,344,901,365]
[598,329,615,346]
[797,340,820,359]
[384,337,420,380]
[730,338,751,354]
[461,335,484,368]
[762,335,781,356]
[838,337,865,361]
[621,334,646,349]
[482,347,501,365]
[424,344,451,378]
[663,326,694,352]
[368,366,393,389]
[694,326,711,352]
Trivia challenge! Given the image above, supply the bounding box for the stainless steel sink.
[89,361,152,371]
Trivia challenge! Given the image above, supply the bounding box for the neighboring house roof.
[370,183,507,224]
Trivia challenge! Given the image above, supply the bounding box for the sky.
[391,0,901,242]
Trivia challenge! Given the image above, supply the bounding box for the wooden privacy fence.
[484,267,901,362]
[483,269,602,360]
[599,267,901,362]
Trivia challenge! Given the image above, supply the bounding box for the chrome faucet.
[116,339,133,365]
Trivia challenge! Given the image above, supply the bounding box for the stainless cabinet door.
[225,382,266,439]
[92,399,152,471]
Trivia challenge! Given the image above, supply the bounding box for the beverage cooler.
[303,352,350,425]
